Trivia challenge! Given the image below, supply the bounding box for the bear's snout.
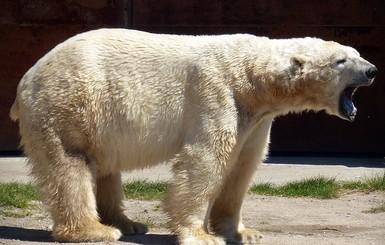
[365,66,377,80]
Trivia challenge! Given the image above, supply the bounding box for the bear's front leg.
[164,130,236,245]
[210,169,263,245]
[210,119,272,244]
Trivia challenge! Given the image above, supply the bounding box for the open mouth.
[339,86,358,122]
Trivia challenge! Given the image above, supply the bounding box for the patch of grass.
[123,180,168,200]
[342,173,385,191]
[281,177,339,198]
[0,172,383,210]
[0,182,38,208]
[259,227,284,233]
[152,204,161,212]
[250,183,278,196]
[0,208,34,217]
[250,172,385,199]
[365,203,385,214]
[250,177,339,199]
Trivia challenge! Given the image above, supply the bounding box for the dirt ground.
[1,191,384,245]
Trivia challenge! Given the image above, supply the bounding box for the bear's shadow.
[120,233,178,244]
[0,226,52,243]
[0,226,178,244]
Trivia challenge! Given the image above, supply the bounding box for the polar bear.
[10,29,376,244]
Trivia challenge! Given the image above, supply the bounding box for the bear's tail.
[10,98,19,121]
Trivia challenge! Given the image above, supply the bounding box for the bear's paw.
[53,221,122,242]
[227,228,263,244]
[180,233,226,245]
[117,220,148,235]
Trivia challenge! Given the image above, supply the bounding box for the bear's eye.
[336,59,347,66]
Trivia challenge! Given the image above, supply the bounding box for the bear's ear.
[290,55,307,69]
[289,55,307,77]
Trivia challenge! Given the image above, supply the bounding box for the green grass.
[0,180,168,208]
[123,173,385,201]
[250,177,339,199]
[342,173,385,191]
[250,172,385,199]
[0,172,384,210]
[1,208,34,217]
[0,182,38,208]
[122,180,168,200]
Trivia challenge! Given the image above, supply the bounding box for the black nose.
[365,66,377,79]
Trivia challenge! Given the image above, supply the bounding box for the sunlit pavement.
[1,156,383,185]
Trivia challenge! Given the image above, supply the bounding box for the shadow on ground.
[0,226,178,244]
[266,156,385,168]
[0,226,52,242]
[120,234,177,244]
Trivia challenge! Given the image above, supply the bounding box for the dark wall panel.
[133,0,385,26]
[0,0,130,150]
[0,0,128,25]
[0,25,98,150]
[1,0,384,155]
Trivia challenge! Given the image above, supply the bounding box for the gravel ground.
[1,192,384,244]
[0,157,384,244]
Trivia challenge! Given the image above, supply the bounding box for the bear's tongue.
[340,87,357,122]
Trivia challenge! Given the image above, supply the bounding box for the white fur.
[10,29,375,244]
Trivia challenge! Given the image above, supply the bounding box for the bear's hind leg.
[28,149,121,242]
[96,172,148,235]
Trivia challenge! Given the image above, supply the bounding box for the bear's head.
[287,38,377,122]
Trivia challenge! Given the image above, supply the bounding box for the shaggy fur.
[10,29,376,244]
